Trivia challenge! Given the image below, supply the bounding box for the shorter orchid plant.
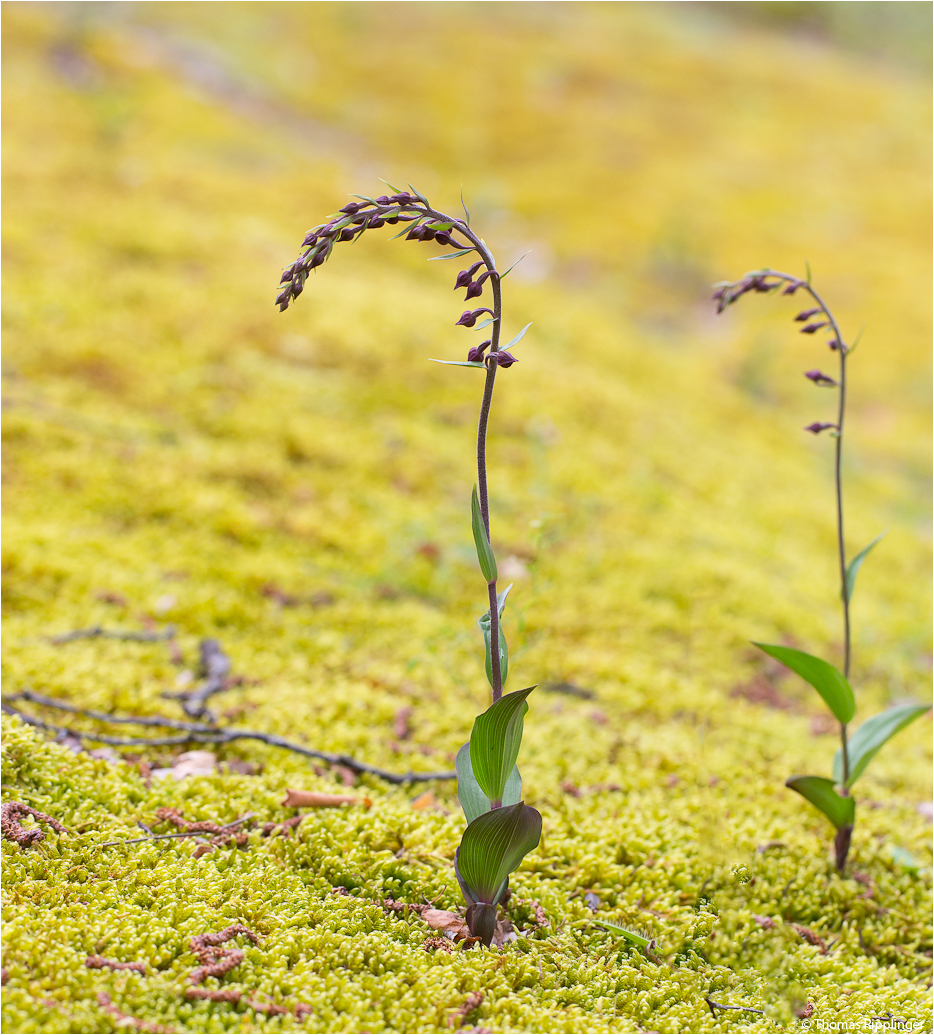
[714,268,931,872]
[278,183,541,944]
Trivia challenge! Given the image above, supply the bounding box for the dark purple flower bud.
[804,422,837,434]
[310,251,326,269]
[794,308,822,322]
[435,231,453,246]
[385,214,399,224]
[464,280,484,300]
[455,308,494,328]
[339,228,356,242]
[493,350,518,367]
[406,224,426,241]
[319,224,338,238]
[275,287,291,308]
[291,279,304,298]
[753,278,774,292]
[375,195,390,206]
[339,202,363,215]
[711,286,726,302]
[454,262,484,289]
[390,192,414,204]
[367,214,385,229]
[827,339,841,351]
[805,369,837,386]
[301,232,319,249]
[420,226,436,241]
[800,322,828,334]
[279,268,294,284]
[467,341,491,362]
[782,281,803,295]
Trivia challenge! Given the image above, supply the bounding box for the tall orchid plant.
[278,184,541,943]
[714,268,931,872]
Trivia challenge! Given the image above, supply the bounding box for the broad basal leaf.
[755,644,855,724]
[456,801,542,904]
[470,685,535,804]
[786,775,855,831]
[833,703,931,786]
[844,531,886,601]
[455,741,521,824]
[471,485,497,584]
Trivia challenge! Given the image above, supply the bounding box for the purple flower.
[276,287,291,310]
[827,339,841,351]
[804,422,837,434]
[467,341,491,362]
[340,202,363,215]
[782,281,803,295]
[455,308,494,328]
[390,192,415,204]
[279,268,294,284]
[794,308,822,322]
[464,281,484,300]
[454,262,484,290]
[338,228,356,241]
[309,251,326,269]
[434,231,453,246]
[493,350,518,367]
[301,232,319,249]
[805,369,837,386]
[374,195,391,206]
[800,322,828,334]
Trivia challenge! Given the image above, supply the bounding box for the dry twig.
[3,691,454,785]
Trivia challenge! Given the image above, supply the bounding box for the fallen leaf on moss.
[281,789,370,808]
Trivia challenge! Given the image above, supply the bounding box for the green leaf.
[502,323,532,350]
[833,703,931,786]
[427,248,475,261]
[888,845,923,871]
[455,742,521,824]
[407,182,429,205]
[478,585,512,689]
[378,177,403,194]
[786,775,855,831]
[499,252,529,279]
[471,485,497,583]
[456,801,542,904]
[472,318,496,332]
[470,685,536,804]
[592,919,653,949]
[460,185,470,226]
[754,644,855,724]
[388,217,425,240]
[844,532,886,602]
[429,359,485,369]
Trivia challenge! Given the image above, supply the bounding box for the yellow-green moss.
[2,3,931,1032]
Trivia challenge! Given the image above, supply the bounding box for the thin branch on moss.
[704,998,764,1017]
[2,695,455,785]
[48,625,176,645]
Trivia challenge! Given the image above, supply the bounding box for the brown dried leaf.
[281,789,368,808]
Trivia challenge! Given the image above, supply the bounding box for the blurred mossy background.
[2,3,931,1033]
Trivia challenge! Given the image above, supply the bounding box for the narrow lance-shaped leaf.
[429,359,485,369]
[471,485,497,583]
[754,644,855,724]
[833,703,932,787]
[470,685,536,805]
[502,322,532,351]
[427,248,476,261]
[844,531,886,602]
[592,919,655,952]
[455,742,522,824]
[456,801,542,905]
[786,775,855,831]
[478,584,512,690]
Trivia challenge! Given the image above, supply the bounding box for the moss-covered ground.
[2,4,931,1032]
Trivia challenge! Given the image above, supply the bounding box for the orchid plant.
[277,183,541,943]
[714,268,931,872]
